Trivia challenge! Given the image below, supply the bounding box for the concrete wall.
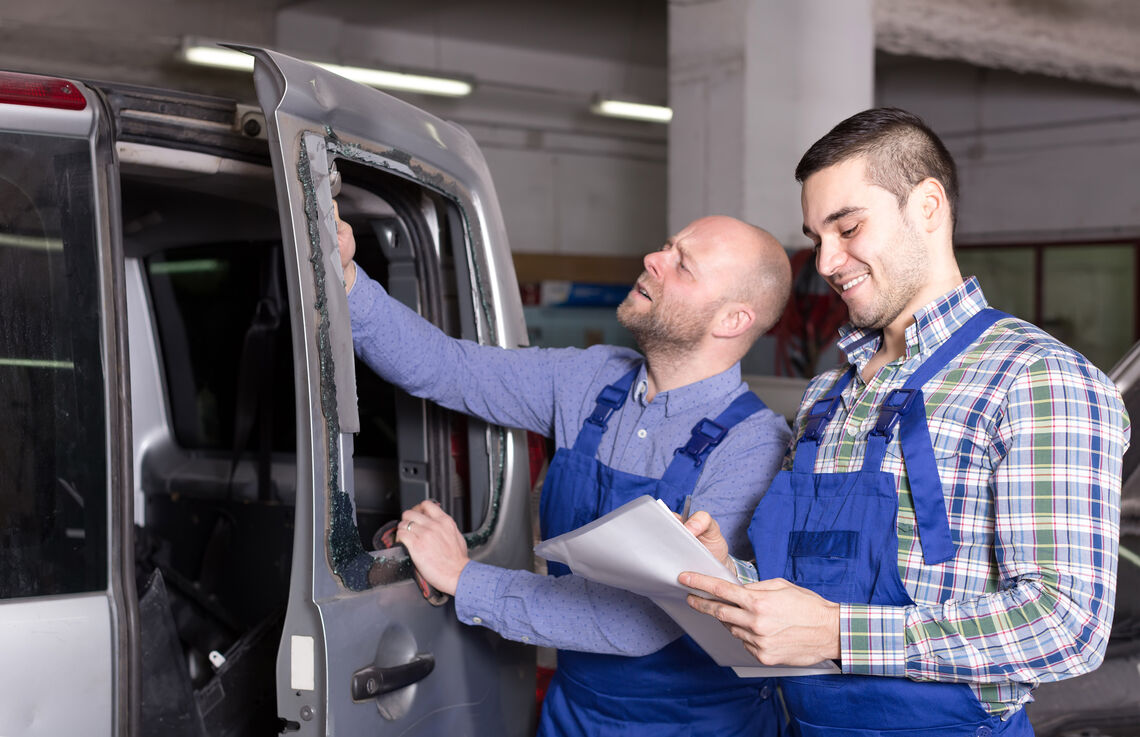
[877,54,1140,245]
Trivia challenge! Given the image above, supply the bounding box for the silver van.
[0,47,536,736]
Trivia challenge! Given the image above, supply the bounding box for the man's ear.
[712,302,756,339]
[912,177,949,234]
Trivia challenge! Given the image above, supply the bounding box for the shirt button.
[521,636,530,643]
[759,685,771,700]
[637,429,647,439]
[472,616,483,624]
[975,727,992,737]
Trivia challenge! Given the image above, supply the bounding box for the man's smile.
[838,274,869,292]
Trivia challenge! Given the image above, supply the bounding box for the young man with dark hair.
[682,108,1129,736]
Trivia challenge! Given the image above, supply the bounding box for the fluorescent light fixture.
[183,45,254,72]
[180,41,472,97]
[591,98,672,123]
[314,63,471,97]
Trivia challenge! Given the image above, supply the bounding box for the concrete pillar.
[668,0,874,249]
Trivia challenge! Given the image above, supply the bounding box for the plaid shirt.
[737,277,1129,717]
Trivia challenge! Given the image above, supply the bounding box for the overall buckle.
[586,383,628,427]
[674,418,728,467]
[871,388,921,441]
[801,395,842,443]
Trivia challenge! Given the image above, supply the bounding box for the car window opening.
[316,137,511,581]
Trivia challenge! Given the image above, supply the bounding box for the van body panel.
[246,47,535,735]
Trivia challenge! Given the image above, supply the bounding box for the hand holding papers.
[534,495,840,677]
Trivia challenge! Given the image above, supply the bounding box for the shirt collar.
[635,361,744,417]
[836,276,990,370]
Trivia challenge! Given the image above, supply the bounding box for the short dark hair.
[795,108,959,226]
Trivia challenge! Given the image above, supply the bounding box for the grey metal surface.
[245,46,535,735]
[1026,646,1140,736]
[0,77,123,737]
[1111,340,1140,527]
[92,80,140,737]
[0,595,116,736]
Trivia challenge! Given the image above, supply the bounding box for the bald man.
[339,215,794,737]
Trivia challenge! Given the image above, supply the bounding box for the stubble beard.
[849,219,929,331]
[617,294,717,361]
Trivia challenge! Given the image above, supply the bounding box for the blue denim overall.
[747,309,1034,736]
[539,368,781,737]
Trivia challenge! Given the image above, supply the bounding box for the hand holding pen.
[678,494,734,573]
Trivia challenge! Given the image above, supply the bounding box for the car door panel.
[243,47,534,735]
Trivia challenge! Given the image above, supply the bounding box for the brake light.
[0,71,86,111]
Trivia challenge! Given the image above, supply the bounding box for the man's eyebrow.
[675,243,700,273]
[823,206,866,226]
[803,206,867,238]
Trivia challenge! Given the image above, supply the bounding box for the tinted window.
[145,237,397,462]
[0,132,107,598]
[146,242,297,453]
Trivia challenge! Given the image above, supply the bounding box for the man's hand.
[679,572,841,666]
[396,500,469,596]
[333,200,357,293]
[681,510,732,570]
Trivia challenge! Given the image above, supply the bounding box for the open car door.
[243,48,536,735]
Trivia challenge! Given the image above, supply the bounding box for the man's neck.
[642,349,735,403]
[862,325,909,383]
[861,274,965,383]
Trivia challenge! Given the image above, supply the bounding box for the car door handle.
[351,654,435,701]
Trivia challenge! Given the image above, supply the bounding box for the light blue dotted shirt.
[349,266,791,656]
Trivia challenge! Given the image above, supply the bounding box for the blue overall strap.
[863,308,1009,565]
[571,367,640,457]
[660,391,768,493]
[792,367,857,474]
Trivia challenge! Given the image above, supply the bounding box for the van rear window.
[0,132,107,599]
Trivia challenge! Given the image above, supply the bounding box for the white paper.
[535,495,840,678]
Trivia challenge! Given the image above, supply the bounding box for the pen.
[680,494,693,523]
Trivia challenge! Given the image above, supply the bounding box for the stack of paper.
[535,495,840,677]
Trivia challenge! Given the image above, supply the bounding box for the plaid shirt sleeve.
[842,354,1129,685]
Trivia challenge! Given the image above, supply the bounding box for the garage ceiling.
[876,0,1140,92]
[0,0,1136,97]
[284,0,666,66]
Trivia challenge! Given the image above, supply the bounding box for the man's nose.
[643,249,665,277]
[816,237,847,278]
